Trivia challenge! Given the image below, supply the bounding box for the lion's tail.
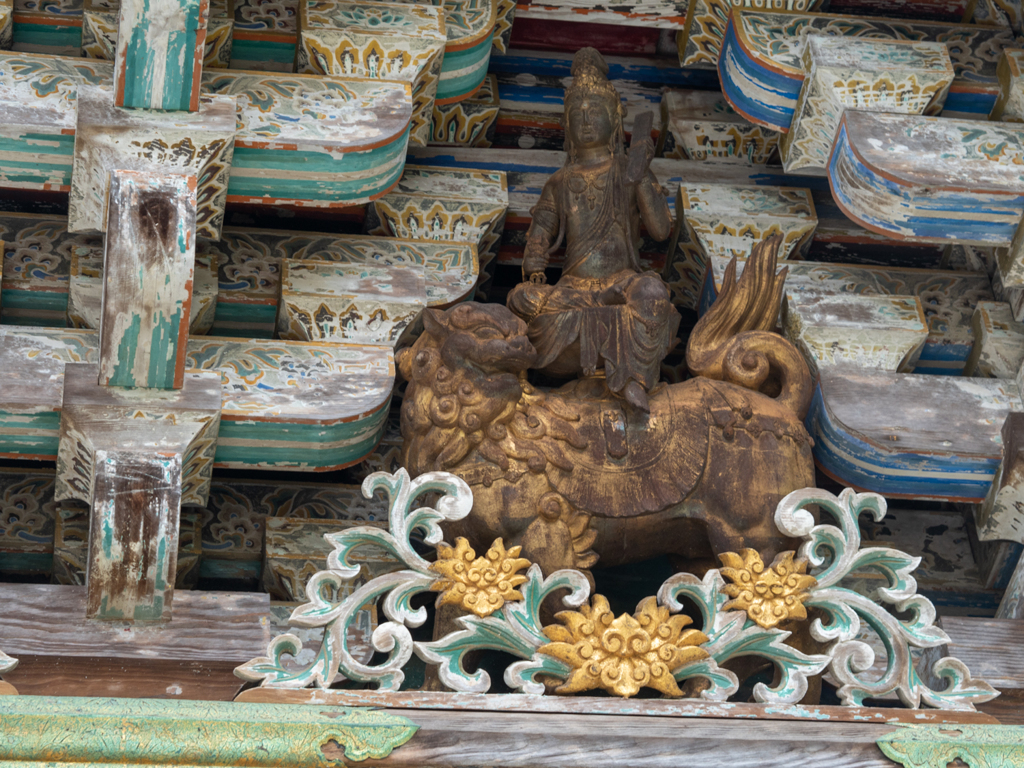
[686,235,813,419]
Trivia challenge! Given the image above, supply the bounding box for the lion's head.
[397,302,537,476]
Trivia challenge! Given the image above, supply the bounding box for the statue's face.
[567,97,614,150]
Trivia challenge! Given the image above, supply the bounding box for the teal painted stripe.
[198,559,262,581]
[1,290,69,311]
[0,134,76,157]
[0,315,62,326]
[231,40,295,65]
[213,301,276,325]
[120,0,199,110]
[227,129,408,201]
[13,22,82,48]
[214,405,389,469]
[0,411,60,457]
[0,552,52,573]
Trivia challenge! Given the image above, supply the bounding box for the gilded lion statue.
[396,236,815,578]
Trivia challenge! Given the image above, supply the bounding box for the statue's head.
[563,47,625,160]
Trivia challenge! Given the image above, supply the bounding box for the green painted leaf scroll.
[0,696,419,765]
[239,471,998,710]
[878,725,1024,768]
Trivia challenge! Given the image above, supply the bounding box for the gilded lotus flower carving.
[719,549,817,629]
[538,595,709,698]
[429,537,530,617]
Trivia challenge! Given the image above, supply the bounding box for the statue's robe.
[507,156,679,394]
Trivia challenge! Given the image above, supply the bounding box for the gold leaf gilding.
[429,538,530,617]
[719,549,817,629]
[538,595,709,698]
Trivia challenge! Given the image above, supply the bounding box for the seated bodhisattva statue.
[506,47,677,412]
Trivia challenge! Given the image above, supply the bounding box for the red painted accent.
[508,16,661,55]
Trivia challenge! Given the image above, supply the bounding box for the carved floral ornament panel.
[237,469,998,710]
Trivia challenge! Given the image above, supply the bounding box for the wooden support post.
[56,363,221,622]
[99,170,196,390]
[113,0,209,111]
[990,48,1024,122]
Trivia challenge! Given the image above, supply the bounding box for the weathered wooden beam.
[514,0,686,29]
[112,0,208,110]
[200,69,413,209]
[11,7,80,57]
[780,37,953,175]
[56,363,221,621]
[297,0,445,147]
[53,503,202,589]
[783,293,929,375]
[718,9,1012,132]
[277,261,427,346]
[0,327,396,471]
[237,687,995,725]
[68,84,236,239]
[829,111,1024,248]
[0,584,269,699]
[98,170,196,390]
[808,364,1020,502]
[660,89,779,164]
[432,0,496,106]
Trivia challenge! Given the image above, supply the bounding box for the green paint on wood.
[107,312,142,387]
[878,724,1024,768]
[0,697,419,765]
[119,0,201,110]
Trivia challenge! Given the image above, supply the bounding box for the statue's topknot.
[564,47,624,119]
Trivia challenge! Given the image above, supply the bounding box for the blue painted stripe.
[806,384,999,500]
[489,51,721,90]
[718,19,799,132]
[829,123,1024,244]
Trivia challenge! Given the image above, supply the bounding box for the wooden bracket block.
[367,165,508,289]
[113,0,209,111]
[783,293,929,375]
[781,37,953,175]
[660,89,779,164]
[55,362,221,621]
[718,8,1011,132]
[68,84,236,239]
[704,257,993,375]
[203,230,477,338]
[977,413,1024,545]
[297,0,445,147]
[668,183,816,308]
[431,74,499,147]
[98,170,197,390]
[965,301,1024,378]
[990,48,1024,122]
[276,260,427,346]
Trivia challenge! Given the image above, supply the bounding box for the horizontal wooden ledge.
[236,687,997,725]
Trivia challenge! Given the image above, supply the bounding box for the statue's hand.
[528,271,548,285]
[522,245,549,282]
